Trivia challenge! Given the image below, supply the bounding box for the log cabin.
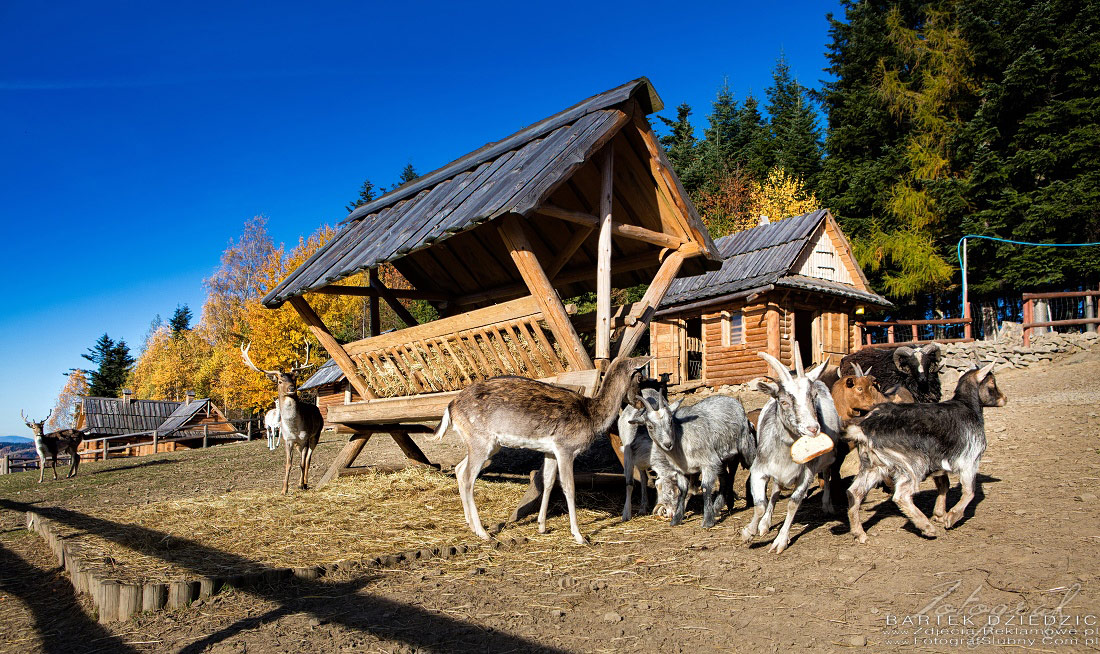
[76,390,241,458]
[650,209,891,388]
[261,78,723,484]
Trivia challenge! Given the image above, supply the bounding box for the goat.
[830,364,886,426]
[741,347,841,554]
[616,402,682,520]
[241,343,323,494]
[435,355,652,544]
[633,392,756,528]
[264,407,281,451]
[846,363,1006,542]
[839,343,943,403]
[22,410,84,483]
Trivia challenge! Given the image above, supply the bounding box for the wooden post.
[1,454,8,475]
[369,269,382,336]
[498,214,593,370]
[152,429,158,454]
[613,250,686,358]
[202,425,209,448]
[911,324,919,342]
[288,296,377,400]
[317,432,373,488]
[118,583,142,621]
[390,432,433,467]
[887,325,895,343]
[595,147,614,365]
[370,275,420,328]
[963,302,972,340]
[1023,298,1033,347]
[246,420,251,441]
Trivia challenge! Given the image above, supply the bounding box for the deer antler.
[289,342,315,375]
[240,342,279,378]
[21,410,32,426]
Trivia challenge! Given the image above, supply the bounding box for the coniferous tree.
[81,334,134,397]
[766,55,824,191]
[398,164,419,184]
[658,103,703,193]
[169,304,192,335]
[345,179,377,212]
[699,81,741,175]
[738,95,773,181]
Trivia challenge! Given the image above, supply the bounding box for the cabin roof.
[299,358,344,390]
[661,210,891,308]
[262,78,719,310]
[80,397,225,436]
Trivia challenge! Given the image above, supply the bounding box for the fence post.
[1023,298,1033,347]
[152,429,158,454]
[964,302,972,340]
[203,425,209,448]
[1087,289,1097,334]
[911,324,918,342]
[887,325,895,343]
[247,419,252,441]
[2,454,8,475]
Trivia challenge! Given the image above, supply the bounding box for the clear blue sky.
[0,0,842,437]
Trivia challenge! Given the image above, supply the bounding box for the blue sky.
[0,0,843,436]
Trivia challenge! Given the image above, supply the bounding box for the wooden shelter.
[76,391,240,457]
[650,209,891,388]
[262,78,721,483]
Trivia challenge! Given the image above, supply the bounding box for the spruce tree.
[765,55,824,191]
[398,163,419,184]
[345,179,377,212]
[82,334,133,397]
[738,95,773,181]
[658,103,703,193]
[168,304,192,335]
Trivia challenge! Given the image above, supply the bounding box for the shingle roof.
[157,398,213,434]
[660,210,890,307]
[299,359,344,390]
[80,397,182,436]
[262,78,674,309]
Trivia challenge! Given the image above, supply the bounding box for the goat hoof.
[572,534,589,546]
[853,532,868,544]
[768,539,788,554]
[921,526,941,539]
[740,527,755,543]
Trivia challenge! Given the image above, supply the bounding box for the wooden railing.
[77,420,253,461]
[1022,289,1100,346]
[343,296,576,398]
[857,315,973,349]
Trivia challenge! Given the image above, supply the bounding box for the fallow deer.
[21,410,84,483]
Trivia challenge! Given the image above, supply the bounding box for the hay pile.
[56,467,675,585]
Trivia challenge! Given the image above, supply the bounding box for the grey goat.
[741,348,842,554]
[617,395,683,521]
[632,392,756,528]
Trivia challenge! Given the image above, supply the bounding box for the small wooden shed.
[650,209,891,387]
[261,78,722,482]
[76,392,239,457]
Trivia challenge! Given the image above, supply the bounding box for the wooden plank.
[370,277,420,328]
[310,285,448,301]
[613,250,686,358]
[345,295,542,356]
[503,322,538,375]
[438,337,472,384]
[390,432,433,467]
[538,204,684,250]
[498,214,593,370]
[547,224,593,279]
[489,327,521,374]
[287,296,377,400]
[512,319,547,377]
[596,146,613,362]
[317,433,373,488]
[527,319,565,373]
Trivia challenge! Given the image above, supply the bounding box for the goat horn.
[792,343,805,376]
[757,352,792,383]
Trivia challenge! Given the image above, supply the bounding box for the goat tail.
[433,405,452,441]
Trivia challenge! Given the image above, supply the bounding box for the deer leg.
[282,440,293,495]
[931,471,950,524]
[943,467,978,529]
[537,455,558,534]
[67,447,78,478]
[51,453,59,480]
[37,452,45,484]
[458,440,494,540]
[300,444,315,490]
[554,450,586,545]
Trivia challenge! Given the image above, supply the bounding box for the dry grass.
[48,467,676,586]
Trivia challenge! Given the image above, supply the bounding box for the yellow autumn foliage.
[748,167,820,224]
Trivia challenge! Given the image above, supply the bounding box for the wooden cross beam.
[288,296,376,399]
[497,214,594,371]
[537,204,684,250]
[370,275,420,327]
[309,284,449,302]
[612,250,686,358]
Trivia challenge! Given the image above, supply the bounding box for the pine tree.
[345,179,377,212]
[398,163,418,184]
[81,334,133,397]
[738,95,773,180]
[766,55,824,191]
[699,81,741,176]
[658,103,703,193]
[169,304,192,335]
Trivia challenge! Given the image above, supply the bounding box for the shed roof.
[661,210,891,308]
[299,358,344,390]
[157,398,215,434]
[80,397,182,436]
[262,78,718,310]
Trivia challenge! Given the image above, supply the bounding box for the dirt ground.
[2,352,1099,654]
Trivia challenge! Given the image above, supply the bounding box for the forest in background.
[46,0,1100,428]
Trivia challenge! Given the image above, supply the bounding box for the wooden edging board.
[24,510,528,623]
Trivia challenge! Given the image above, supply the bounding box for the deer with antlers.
[241,343,323,494]
[22,410,85,483]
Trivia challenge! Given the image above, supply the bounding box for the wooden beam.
[612,250,686,358]
[595,147,613,362]
[453,250,660,308]
[547,225,592,279]
[287,296,377,400]
[538,204,684,250]
[370,276,420,328]
[390,432,433,467]
[571,302,644,332]
[497,214,594,371]
[631,113,703,246]
[317,432,373,488]
[311,284,449,302]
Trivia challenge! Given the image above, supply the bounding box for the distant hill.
[0,441,35,458]
[0,435,32,444]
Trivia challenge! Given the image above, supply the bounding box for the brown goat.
[436,355,651,544]
[830,364,887,427]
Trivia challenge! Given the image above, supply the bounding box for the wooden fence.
[857,314,974,349]
[1,419,259,474]
[1022,289,1100,346]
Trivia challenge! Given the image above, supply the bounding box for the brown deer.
[21,410,84,483]
[434,355,652,544]
[241,343,323,494]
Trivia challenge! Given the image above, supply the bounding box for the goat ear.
[750,377,780,397]
[807,360,828,381]
[975,362,996,382]
[892,347,915,371]
[668,399,683,413]
[628,418,646,426]
[630,356,654,370]
[845,377,856,388]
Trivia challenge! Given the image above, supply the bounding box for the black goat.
[839,343,943,403]
[845,363,1006,542]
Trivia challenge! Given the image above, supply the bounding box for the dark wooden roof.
[80,397,181,436]
[661,210,891,308]
[299,358,344,390]
[263,78,719,311]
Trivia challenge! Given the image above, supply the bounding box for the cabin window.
[721,310,744,347]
